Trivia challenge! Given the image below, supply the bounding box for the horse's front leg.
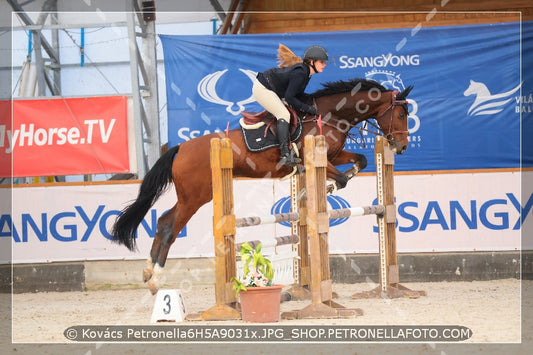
[331,150,367,180]
[326,150,368,193]
[325,163,348,194]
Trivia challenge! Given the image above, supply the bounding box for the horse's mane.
[311,78,389,98]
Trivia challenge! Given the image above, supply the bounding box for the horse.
[111,78,413,294]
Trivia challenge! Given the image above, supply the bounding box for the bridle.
[368,90,410,144]
[303,90,410,145]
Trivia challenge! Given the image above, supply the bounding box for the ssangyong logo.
[339,54,420,69]
[197,68,257,115]
[271,195,352,227]
[464,80,521,116]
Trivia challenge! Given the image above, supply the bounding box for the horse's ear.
[397,85,413,100]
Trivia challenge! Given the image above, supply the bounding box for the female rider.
[253,45,328,167]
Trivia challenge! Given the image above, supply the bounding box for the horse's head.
[312,79,414,154]
[374,85,413,154]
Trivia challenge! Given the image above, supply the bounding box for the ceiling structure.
[4,0,242,180]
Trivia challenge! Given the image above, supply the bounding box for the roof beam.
[7,0,60,64]
[209,0,227,22]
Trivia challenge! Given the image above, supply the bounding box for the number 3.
[163,294,171,314]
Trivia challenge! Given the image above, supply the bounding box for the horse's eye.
[399,113,405,119]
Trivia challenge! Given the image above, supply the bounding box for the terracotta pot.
[239,285,283,322]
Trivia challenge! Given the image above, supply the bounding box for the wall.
[4,251,530,293]
[244,0,531,33]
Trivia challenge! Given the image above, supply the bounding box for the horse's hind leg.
[147,200,206,295]
[143,205,176,284]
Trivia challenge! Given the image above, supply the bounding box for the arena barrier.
[190,134,424,321]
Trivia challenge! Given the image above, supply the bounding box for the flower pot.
[239,285,284,322]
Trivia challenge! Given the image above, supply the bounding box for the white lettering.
[47,128,58,145]
[338,54,421,68]
[34,128,47,146]
[177,127,223,142]
[84,119,99,144]
[178,127,191,141]
[407,99,420,134]
[67,128,80,144]
[4,118,118,152]
[56,128,67,145]
[19,124,34,146]
[99,119,116,143]
[7,128,16,153]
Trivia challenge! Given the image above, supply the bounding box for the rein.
[304,91,410,145]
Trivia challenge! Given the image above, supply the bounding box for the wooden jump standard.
[286,135,425,304]
[350,136,425,299]
[188,134,423,321]
[282,135,362,318]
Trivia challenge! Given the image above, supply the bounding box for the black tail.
[111,145,180,251]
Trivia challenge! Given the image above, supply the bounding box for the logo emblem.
[197,69,257,115]
[464,80,521,116]
[364,69,421,135]
[271,195,352,227]
[365,69,406,91]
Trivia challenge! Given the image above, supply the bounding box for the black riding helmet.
[303,45,329,62]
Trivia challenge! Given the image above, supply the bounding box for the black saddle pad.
[240,118,303,152]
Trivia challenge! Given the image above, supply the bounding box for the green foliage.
[231,242,274,297]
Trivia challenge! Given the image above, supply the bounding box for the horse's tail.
[111,145,180,251]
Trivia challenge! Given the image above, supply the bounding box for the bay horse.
[111,79,413,294]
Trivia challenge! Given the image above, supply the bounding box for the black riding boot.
[277,119,301,167]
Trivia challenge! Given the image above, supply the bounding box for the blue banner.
[160,21,532,172]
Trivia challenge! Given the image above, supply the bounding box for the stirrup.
[279,151,301,167]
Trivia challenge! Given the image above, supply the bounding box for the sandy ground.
[2,279,532,354]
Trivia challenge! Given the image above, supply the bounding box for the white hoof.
[143,268,153,283]
[143,258,155,282]
[147,264,164,295]
[147,280,159,295]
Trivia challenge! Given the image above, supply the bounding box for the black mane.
[311,78,389,98]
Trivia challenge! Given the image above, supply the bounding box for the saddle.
[239,105,306,152]
[240,105,300,138]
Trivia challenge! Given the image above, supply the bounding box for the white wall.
[3,170,529,264]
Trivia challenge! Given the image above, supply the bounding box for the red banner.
[0,100,11,178]
[1,96,129,177]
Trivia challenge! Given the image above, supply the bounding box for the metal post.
[141,19,161,168]
[126,0,161,177]
[126,3,147,177]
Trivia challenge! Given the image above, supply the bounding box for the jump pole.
[352,135,426,299]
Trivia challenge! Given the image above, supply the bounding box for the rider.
[253,45,329,167]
